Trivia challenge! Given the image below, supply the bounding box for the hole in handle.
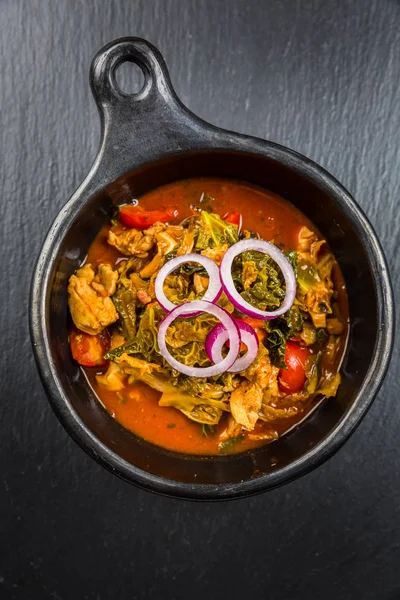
[90,38,177,110]
[114,60,146,95]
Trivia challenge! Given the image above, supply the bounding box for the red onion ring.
[155,254,222,313]
[219,239,296,320]
[205,319,259,373]
[157,300,240,377]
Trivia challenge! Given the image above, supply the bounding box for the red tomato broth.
[82,178,349,455]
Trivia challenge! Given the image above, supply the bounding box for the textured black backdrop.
[1,1,399,598]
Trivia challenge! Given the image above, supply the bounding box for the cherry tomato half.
[69,328,110,367]
[119,205,177,229]
[224,211,242,225]
[278,342,310,394]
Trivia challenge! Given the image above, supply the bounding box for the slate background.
[1,1,399,598]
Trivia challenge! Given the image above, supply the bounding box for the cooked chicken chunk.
[244,350,280,398]
[91,264,118,296]
[297,226,318,255]
[229,381,263,430]
[297,226,331,264]
[108,228,155,257]
[154,231,179,255]
[143,222,168,236]
[68,263,118,335]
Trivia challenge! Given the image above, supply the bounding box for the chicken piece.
[143,222,167,236]
[193,273,209,295]
[108,228,155,257]
[310,239,328,262]
[75,263,95,283]
[68,264,119,335]
[297,226,318,255]
[230,381,263,430]
[201,243,229,266]
[244,349,280,400]
[143,222,185,254]
[136,225,181,279]
[297,227,332,268]
[155,231,179,255]
[91,264,118,296]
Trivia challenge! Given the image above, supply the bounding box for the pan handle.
[89,37,214,172]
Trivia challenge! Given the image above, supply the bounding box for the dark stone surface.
[1,0,399,598]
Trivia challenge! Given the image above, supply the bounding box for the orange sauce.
[83,178,348,455]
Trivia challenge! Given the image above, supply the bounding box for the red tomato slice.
[119,205,178,229]
[278,342,310,394]
[69,329,110,367]
[224,211,241,225]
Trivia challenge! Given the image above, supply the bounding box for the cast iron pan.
[30,37,394,500]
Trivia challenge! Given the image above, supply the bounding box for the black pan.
[29,37,394,500]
